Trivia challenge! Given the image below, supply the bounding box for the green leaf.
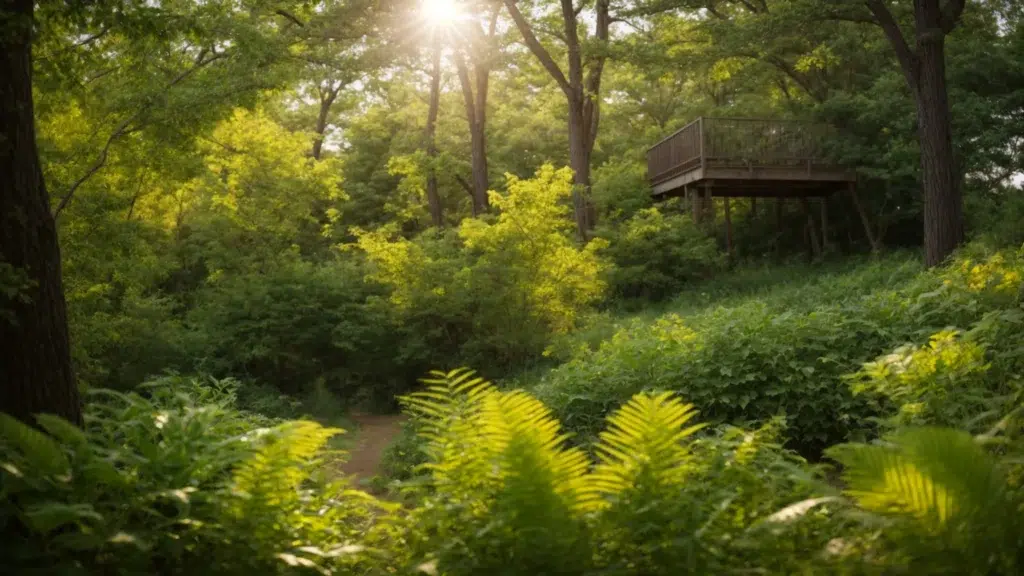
[35,414,88,450]
[23,503,103,534]
[0,413,70,475]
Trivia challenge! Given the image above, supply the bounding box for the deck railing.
[647,117,834,184]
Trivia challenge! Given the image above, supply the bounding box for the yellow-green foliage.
[828,427,1020,573]
[0,380,397,575]
[460,165,609,333]
[4,373,1023,575]
[402,369,594,574]
[599,207,724,300]
[354,166,610,369]
[852,330,991,427]
[399,370,823,575]
[165,108,346,272]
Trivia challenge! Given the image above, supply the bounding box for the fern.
[589,392,706,501]
[829,427,1021,573]
[231,420,342,505]
[402,368,593,574]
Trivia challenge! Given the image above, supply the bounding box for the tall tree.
[1,0,81,425]
[453,4,501,215]
[503,0,611,238]
[425,31,445,227]
[861,0,966,266]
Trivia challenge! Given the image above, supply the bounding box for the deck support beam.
[848,182,882,252]
[724,196,734,260]
[820,197,830,253]
[801,197,822,261]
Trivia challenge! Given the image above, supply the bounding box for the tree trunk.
[454,50,490,216]
[914,27,962,266]
[0,0,82,426]
[311,85,339,161]
[468,116,489,214]
[503,0,602,240]
[567,96,592,239]
[866,0,965,266]
[424,35,443,228]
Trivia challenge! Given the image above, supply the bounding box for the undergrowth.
[533,243,1024,457]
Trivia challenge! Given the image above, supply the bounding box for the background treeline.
[22,0,1023,410]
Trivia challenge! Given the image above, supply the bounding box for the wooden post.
[698,117,706,173]
[724,196,734,259]
[774,197,784,256]
[704,184,714,224]
[801,197,822,261]
[848,182,881,252]
[820,196,830,253]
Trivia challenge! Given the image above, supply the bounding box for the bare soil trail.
[339,413,407,482]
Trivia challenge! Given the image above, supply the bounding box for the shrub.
[827,426,1024,574]
[355,165,610,373]
[532,244,1024,457]
[394,370,846,575]
[598,207,725,301]
[0,377,400,575]
[849,329,993,429]
[4,370,1022,575]
[185,258,413,405]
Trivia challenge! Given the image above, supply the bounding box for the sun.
[421,0,463,27]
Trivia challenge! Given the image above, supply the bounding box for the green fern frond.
[403,369,593,512]
[482,389,593,511]
[231,420,342,507]
[828,427,1007,532]
[588,392,706,502]
[401,368,496,459]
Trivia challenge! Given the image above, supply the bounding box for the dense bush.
[598,207,725,301]
[355,165,609,374]
[185,258,418,405]
[0,376,400,575]
[532,244,1024,456]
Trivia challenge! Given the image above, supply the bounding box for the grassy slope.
[525,246,1021,457]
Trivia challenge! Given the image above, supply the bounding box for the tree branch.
[503,0,572,96]
[275,9,306,27]
[455,174,475,197]
[54,49,226,218]
[864,0,918,85]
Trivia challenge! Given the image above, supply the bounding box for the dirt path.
[339,413,407,482]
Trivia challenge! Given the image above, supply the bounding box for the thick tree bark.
[0,0,82,425]
[424,34,443,227]
[567,96,592,236]
[865,0,965,266]
[914,17,962,266]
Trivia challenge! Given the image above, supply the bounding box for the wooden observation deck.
[647,117,876,258]
[647,117,855,200]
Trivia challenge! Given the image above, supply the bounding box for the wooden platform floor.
[651,163,856,200]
